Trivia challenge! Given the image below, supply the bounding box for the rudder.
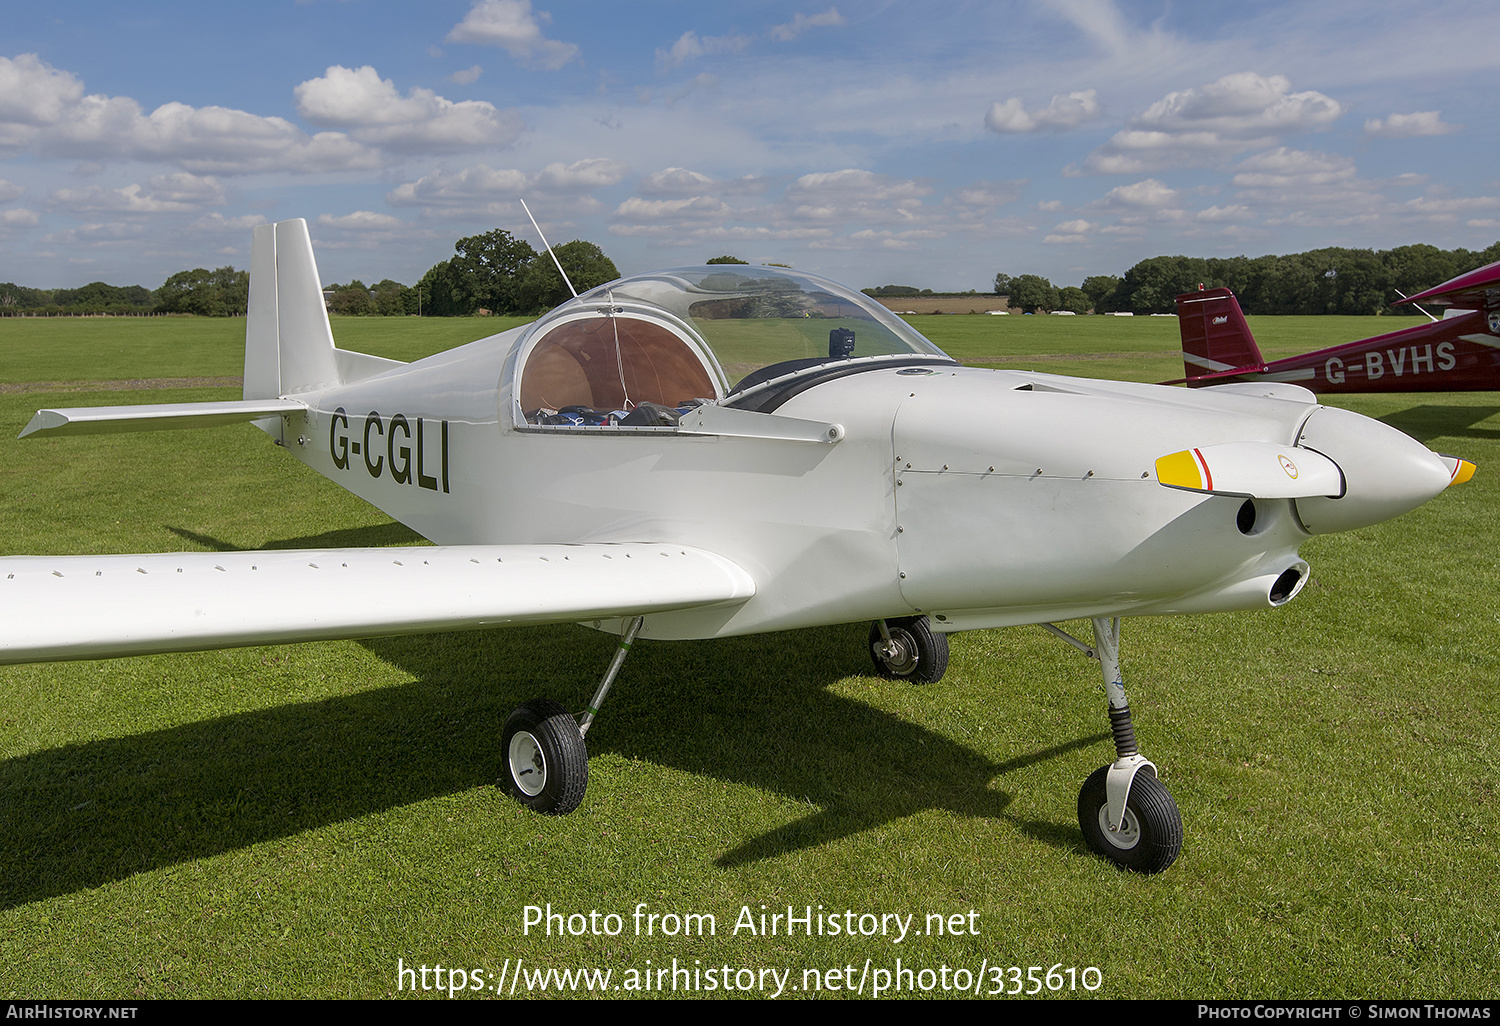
[244,219,341,400]
[1175,287,1265,385]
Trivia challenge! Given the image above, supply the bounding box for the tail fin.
[20,218,403,441]
[1175,287,1265,386]
[244,220,341,399]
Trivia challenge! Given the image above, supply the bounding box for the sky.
[2,0,1498,294]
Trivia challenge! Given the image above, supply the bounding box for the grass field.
[0,313,1496,1000]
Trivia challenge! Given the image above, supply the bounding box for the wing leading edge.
[0,543,755,664]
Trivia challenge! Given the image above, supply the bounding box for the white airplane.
[2,220,1475,873]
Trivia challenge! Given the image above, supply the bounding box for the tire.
[868,616,949,683]
[1077,765,1182,873]
[501,699,588,815]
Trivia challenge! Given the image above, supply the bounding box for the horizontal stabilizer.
[1156,442,1344,499]
[19,399,306,439]
[0,543,756,664]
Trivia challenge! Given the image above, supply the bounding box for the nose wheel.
[1042,617,1184,873]
[1077,764,1182,873]
[868,616,949,683]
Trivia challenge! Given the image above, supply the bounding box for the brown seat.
[519,316,717,413]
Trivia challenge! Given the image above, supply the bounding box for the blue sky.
[2,0,1498,293]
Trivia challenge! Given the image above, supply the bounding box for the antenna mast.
[519,198,578,299]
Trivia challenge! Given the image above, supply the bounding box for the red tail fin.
[1175,288,1265,386]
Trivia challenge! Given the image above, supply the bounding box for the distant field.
[0,310,1417,387]
[0,315,525,384]
[0,313,1496,999]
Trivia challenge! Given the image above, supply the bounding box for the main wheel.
[1077,765,1182,873]
[868,616,949,683]
[501,699,588,815]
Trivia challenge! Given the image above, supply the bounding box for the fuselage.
[279,336,1329,640]
[1241,310,1500,393]
[256,264,1459,642]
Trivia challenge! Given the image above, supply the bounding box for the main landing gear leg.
[500,616,644,816]
[1042,617,1183,873]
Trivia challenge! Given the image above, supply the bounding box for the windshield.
[568,266,951,390]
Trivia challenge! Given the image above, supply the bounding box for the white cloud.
[951,180,1026,208]
[1195,204,1251,222]
[1364,111,1459,138]
[42,221,148,247]
[318,211,409,231]
[638,167,718,196]
[784,169,931,222]
[448,66,484,85]
[1044,218,1094,243]
[388,165,529,209]
[0,208,40,230]
[1400,194,1500,221]
[1137,73,1341,135]
[446,0,580,70]
[0,53,384,174]
[655,31,752,69]
[533,158,630,191]
[0,179,24,203]
[1078,73,1341,174]
[50,174,228,216]
[0,54,84,128]
[1230,147,1359,197]
[1096,178,1177,208]
[838,228,937,251]
[769,7,847,42]
[293,65,522,152]
[614,195,733,224]
[191,212,268,233]
[386,159,626,218]
[985,90,1099,133]
[1225,148,1394,230]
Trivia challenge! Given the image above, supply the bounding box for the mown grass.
[0,314,1496,999]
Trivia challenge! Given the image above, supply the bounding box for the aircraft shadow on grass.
[1376,405,1500,445]
[0,530,1107,908]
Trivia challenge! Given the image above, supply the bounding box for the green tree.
[515,240,620,312]
[1080,275,1120,312]
[993,273,1012,296]
[450,228,538,314]
[1007,274,1058,313]
[327,280,374,316]
[415,261,466,317]
[706,255,749,264]
[371,279,409,316]
[1057,285,1091,314]
[154,266,248,316]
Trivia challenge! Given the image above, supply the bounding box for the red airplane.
[1172,261,1500,392]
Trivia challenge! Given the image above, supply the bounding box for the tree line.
[328,229,621,318]
[0,227,620,318]
[995,241,1500,315]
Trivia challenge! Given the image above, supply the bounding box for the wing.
[0,543,755,664]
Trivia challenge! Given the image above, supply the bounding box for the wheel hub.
[874,631,918,676]
[508,730,547,796]
[1096,805,1141,850]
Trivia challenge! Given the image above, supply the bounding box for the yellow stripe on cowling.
[1449,459,1477,487]
[1155,449,1205,490]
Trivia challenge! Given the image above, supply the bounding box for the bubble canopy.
[513,266,954,418]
